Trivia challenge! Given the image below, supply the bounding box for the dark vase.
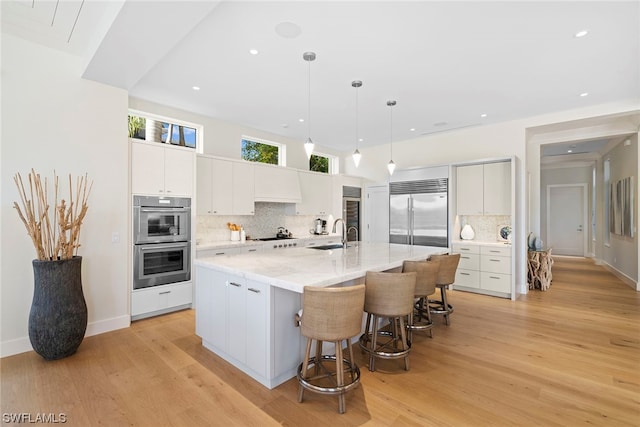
[29,256,87,360]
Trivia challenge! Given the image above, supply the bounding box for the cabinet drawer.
[480,272,511,293]
[455,269,480,288]
[481,255,511,275]
[458,253,480,270]
[132,281,192,317]
[452,243,479,254]
[480,245,511,257]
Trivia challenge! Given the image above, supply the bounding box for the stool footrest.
[297,355,361,395]
[359,331,411,359]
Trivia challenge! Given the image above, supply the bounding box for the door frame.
[546,183,588,256]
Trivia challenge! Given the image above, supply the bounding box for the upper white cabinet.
[456,161,511,216]
[294,171,332,215]
[483,162,511,215]
[254,163,302,203]
[131,141,194,196]
[197,156,254,215]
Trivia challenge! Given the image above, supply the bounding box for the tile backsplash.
[454,215,511,242]
[196,202,333,243]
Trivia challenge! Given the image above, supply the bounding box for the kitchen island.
[194,242,447,389]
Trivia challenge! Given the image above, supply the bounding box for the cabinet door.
[164,148,194,196]
[131,143,165,195]
[196,156,213,215]
[232,162,255,215]
[456,164,484,215]
[297,171,332,215]
[245,280,268,377]
[254,164,302,202]
[483,162,511,215]
[209,271,228,350]
[211,159,233,215]
[195,267,213,341]
[227,277,246,363]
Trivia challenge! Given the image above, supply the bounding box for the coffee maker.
[315,218,323,234]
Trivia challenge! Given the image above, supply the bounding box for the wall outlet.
[111,232,120,243]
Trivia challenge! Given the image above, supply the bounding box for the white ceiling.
[3,1,639,153]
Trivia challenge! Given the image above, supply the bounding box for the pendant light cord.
[355,86,359,150]
[389,104,393,160]
[307,59,311,141]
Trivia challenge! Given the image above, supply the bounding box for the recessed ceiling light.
[410,128,416,132]
[567,149,573,153]
[192,86,200,91]
[480,113,487,118]
[249,49,259,55]
[574,30,589,38]
[580,92,589,97]
[299,118,304,122]
[359,138,364,142]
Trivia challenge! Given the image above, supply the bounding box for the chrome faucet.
[332,218,347,248]
[347,226,359,242]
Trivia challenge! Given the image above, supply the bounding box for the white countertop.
[195,242,448,293]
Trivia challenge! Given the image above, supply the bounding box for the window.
[128,110,201,150]
[241,137,284,165]
[310,153,338,174]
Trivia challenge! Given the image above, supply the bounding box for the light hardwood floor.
[2,257,639,426]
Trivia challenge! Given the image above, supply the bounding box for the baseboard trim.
[598,259,639,291]
[1,315,131,358]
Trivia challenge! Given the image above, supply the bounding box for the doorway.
[546,184,588,256]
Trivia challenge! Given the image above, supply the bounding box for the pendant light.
[387,100,397,175]
[352,80,362,167]
[303,52,316,159]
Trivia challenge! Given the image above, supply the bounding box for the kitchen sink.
[307,244,346,250]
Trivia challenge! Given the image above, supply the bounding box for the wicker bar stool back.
[427,253,460,325]
[297,284,365,414]
[402,259,440,342]
[358,271,416,372]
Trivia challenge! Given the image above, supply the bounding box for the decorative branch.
[13,170,92,261]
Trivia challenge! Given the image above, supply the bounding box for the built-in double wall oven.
[133,195,191,290]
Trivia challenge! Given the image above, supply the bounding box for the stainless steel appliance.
[133,196,191,289]
[343,186,361,242]
[389,178,448,247]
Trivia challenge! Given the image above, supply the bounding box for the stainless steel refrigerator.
[389,178,448,247]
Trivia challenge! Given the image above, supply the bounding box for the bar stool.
[297,284,365,414]
[358,271,416,372]
[402,259,440,343]
[428,253,461,325]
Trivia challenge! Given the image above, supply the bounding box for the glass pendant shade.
[304,138,314,159]
[352,149,361,167]
[387,159,396,175]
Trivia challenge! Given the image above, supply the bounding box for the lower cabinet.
[131,281,192,320]
[195,266,302,388]
[452,243,512,297]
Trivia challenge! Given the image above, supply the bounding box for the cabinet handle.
[248,288,261,293]
[489,276,501,280]
[489,250,500,253]
[461,256,471,259]
[229,282,242,287]
[459,248,470,251]
[215,252,226,255]
[489,259,501,262]
[460,272,471,276]
[159,291,171,295]
[248,249,257,252]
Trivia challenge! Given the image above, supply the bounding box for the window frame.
[240,135,286,166]
[128,109,204,153]
[310,151,339,175]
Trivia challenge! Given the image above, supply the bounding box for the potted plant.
[13,169,92,360]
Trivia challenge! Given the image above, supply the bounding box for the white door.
[365,184,389,243]
[547,185,587,256]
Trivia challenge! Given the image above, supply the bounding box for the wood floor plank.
[1,257,639,426]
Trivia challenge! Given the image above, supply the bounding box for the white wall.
[601,135,638,282]
[128,97,342,170]
[1,35,130,356]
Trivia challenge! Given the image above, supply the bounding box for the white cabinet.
[295,171,332,215]
[195,268,270,379]
[131,281,192,320]
[452,243,511,297]
[456,161,511,216]
[196,156,255,215]
[483,162,511,215]
[254,164,302,203]
[131,142,194,196]
[456,164,484,215]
